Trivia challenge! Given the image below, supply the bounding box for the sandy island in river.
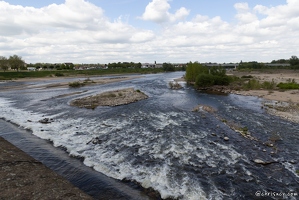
[70,88,148,109]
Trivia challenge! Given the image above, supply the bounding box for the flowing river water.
[0,72,298,199]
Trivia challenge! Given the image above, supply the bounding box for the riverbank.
[179,70,299,123]
[228,70,299,123]
[0,75,143,91]
[0,136,93,200]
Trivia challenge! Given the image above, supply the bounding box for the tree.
[0,56,9,72]
[163,63,175,71]
[185,62,208,82]
[8,55,25,71]
[290,55,299,67]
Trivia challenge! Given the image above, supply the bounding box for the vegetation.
[243,79,276,90]
[68,81,85,88]
[0,67,165,80]
[55,72,64,77]
[0,55,25,72]
[241,75,253,79]
[108,62,141,69]
[68,78,96,88]
[0,56,9,72]
[289,55,299,67]
[277,79,299,89]
[185,61,231,88]
[162,63,175,72]
[238,55,299,70]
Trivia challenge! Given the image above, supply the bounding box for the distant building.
[141,63,155,68]
[27,67,36,71]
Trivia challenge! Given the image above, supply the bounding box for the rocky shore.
[70,88,148,109]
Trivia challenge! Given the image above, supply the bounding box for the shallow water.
[0,72,298,199]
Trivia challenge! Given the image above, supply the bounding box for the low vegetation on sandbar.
[70,88,148,109]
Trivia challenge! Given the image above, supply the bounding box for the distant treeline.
[108,62,142,69]
[238,55,299,70]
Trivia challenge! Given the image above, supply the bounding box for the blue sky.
[0,0,298,64]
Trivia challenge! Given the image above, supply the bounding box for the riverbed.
[0,72,298,199]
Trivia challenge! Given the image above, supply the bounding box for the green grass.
[277,82,299,89]
[0,68,165,80]
[242,79,276,90]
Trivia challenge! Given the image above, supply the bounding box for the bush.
[213,75,230,85]
[241,75,253,79]
[69,81,85,88]
[262,80,276,90]
[277,82,299,89]
[55,72,64,77]
[195,73,231,88]
[195,74,215,87]
[243,79,261,90]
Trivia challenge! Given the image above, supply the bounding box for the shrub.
[55,72,64,77]
[241,75,253,79]
[277,82,299,89]
[243,79,261,90]
[195,74,215,87]
[195,73,231,88]
[69,81,84,87]
[262,80,276,90]
[213,75,230,85]
[136,89,141,93]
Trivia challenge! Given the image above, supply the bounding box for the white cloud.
[140,0,190,23]
[0,0,298,63]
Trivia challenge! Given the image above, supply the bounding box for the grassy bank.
[0,68,166,80]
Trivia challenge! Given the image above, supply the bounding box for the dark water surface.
[0,72,298,199]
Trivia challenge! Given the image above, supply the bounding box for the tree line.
[238,55,299,69]
[26,63,74,70]
[0,55,25,72]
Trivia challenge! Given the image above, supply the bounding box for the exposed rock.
[192,104,216,113]
[86,137,103,145]
[38,118,54,124]
[253,159,278,165]
[70,88,148,109]
[169,81,183,90]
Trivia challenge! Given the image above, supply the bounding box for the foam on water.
[1,95,298,200]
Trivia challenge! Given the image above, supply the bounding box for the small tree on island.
[185,62,230,88]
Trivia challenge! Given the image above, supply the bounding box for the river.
[0,72,298,199]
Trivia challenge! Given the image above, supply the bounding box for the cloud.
[140,0,190,23]
[0,0,156,63]
[0,0,299,63]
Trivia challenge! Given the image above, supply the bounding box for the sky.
[0,0,298,64]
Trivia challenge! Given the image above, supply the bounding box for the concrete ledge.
[0,137,93,200]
